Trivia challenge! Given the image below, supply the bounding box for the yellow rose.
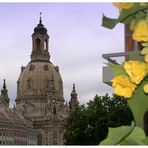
[113,3,134,11]
[112,75,136,98]
[124,61,148,84]
[133,20,148,42]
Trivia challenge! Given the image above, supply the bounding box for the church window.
[36,38,41,50]
[53,106,56,114]
[37,134,42,145]
[44,39,47,50]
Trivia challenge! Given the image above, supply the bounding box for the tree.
[104,95,134,127]
[64,94,134,145]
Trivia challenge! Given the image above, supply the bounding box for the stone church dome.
[17,61,63,101]
[14,15,79,145]
[15,15,64,103]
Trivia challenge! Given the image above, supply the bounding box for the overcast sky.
[0,3,125,107]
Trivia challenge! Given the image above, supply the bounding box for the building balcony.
[102,51,140,86]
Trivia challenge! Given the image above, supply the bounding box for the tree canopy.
[64,94,134,145]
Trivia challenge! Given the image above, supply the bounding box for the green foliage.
[107,63,127,76]
[64,94,133,145]
[100,121,135,145]
[105,95,134,127]
[64,96,108,145]
[128,78,148,126]
[119,4,147,24]
[143,137,148,145]
[142,42,148,47]
[101,15,118,29]
[102,4,148,29]
[128,52,144,61]
[120,126,146,145]
[101,2,148,145]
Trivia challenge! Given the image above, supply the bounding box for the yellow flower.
[143,84,148,94]
[144,54,148,63]
[133,20,148,42]
[112,75,136,98]
[113,3,134,11]
[124,61,148,84]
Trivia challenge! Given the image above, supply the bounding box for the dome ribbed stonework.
[16,61,63,101]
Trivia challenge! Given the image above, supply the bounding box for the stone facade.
[0,80,37,145]
[0,15,79,145]
[14,15,79,145]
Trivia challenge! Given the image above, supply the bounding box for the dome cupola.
[31,13,50,62]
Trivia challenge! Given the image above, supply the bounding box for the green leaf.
[101,15,118,29]
[107,63,127,76]
[142,137,148,145]
[141,47,148,55]
[102,4,148,29]
[100,121,135,145]
[142,42,148,47]
[128,52,144,61]
[122,15,133,24]
[130,19,136,31]
[118,4,148,24]
[120,126,146,145]
[135,11,146,23]
[128,79,148,126]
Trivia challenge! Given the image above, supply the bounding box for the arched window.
[44,39,47,50]
[36,38,41,50]
[53,107,56,114]
[37,134,42,145]
[144,111,148,136]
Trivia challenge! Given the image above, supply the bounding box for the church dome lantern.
[33,13,47,35]
[31,13,50,62]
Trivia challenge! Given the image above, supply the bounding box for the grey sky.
[0,3,124,107]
